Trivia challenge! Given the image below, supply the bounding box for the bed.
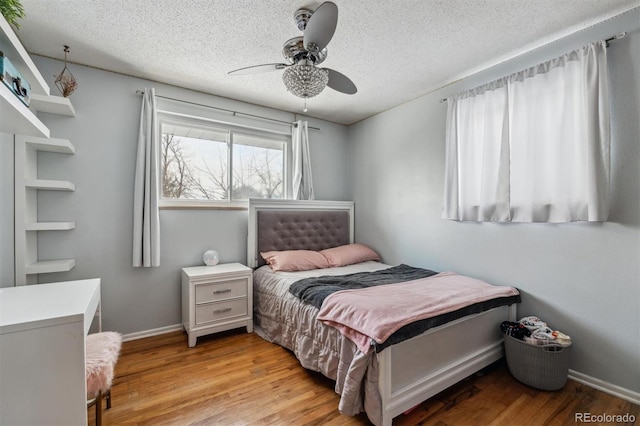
[247,199,518,426]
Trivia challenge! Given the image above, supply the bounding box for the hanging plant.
[0,0,25,29]
[54,45,78,97]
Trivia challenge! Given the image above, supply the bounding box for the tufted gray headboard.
[247,199,355,268]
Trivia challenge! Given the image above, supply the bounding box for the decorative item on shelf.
[54,45,78,97]
[0,51,31,106]
[0,0,26,29]
[203,249,219,266]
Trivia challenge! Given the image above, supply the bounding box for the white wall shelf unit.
[2,15,77,286]
[0,15,75,137]
[15,135,76,285]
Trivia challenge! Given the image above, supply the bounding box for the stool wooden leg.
[95,391,103,426]
[106,389,112,409]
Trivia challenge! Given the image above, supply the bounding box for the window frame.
[157,111,291,210]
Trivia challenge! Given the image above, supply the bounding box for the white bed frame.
[247,199,516,426]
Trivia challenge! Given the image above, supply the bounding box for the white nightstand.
[181,263,253,347]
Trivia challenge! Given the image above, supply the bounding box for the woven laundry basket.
[504,334,571,391]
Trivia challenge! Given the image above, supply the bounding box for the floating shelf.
[25,259,76,275]
[0,15,49,95]
[25,179,75,191]
[24,136,75,154]
[0,15,60,138]
[30,94,76,117]
[0,84,50,138]
[25,222,76,231]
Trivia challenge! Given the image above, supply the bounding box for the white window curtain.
[132,88,161,266]
[443,41,610,222]
[292,120,315,200]
[443,78,511,221]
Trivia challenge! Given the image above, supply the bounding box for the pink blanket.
[316,271,519,353]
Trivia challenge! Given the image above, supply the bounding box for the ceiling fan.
[228,2,357,102]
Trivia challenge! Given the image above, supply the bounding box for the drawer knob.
[213,288,232,295]
[213,307,232,314]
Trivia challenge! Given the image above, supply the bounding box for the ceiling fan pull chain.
[303,99,308,112]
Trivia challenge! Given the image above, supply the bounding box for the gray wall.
[31,56,350,334]
[347,11,640,393]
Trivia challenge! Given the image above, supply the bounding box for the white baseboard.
[121,323,183,342]
[568,369,640,405]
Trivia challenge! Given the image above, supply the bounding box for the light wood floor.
[92,330,639,425]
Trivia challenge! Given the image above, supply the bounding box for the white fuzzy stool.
[86,332,122,426]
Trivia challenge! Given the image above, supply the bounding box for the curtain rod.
[438,31,627,103]
[135,90,320,131]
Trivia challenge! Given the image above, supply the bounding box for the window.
[159,117,289,207]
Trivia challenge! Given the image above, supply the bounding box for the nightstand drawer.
[195,279,247,304]
[195,298,248,324]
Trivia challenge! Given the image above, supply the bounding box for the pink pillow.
[320,243,381,267]
[261,250,329,272]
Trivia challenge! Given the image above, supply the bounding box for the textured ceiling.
[15,0,640,125]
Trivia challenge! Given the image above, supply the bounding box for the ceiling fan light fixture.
[228,2,356,100]
[282,65,329,98]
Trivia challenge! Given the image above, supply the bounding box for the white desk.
[0,279,101,426]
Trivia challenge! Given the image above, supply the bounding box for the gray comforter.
[253,262,389,424]
[289,263,438,309]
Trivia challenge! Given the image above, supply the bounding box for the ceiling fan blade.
[228,63,288,76]
[303,2,338,51]
[326,68,357,95]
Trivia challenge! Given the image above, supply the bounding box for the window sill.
[159,200,248,210]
